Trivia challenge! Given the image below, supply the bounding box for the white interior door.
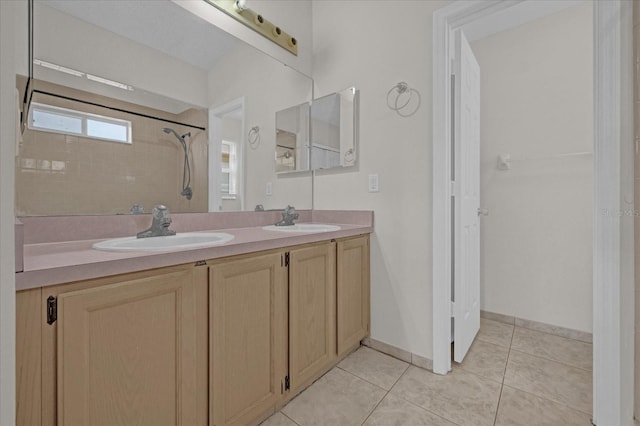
[453,29,481,363]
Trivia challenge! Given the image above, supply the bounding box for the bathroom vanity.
[15,211,372,426]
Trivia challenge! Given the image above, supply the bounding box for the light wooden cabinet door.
[337,235,371,357]
[288,242,337,393]
[210,252,288,426]
[55,269,199,426]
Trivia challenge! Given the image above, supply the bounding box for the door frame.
[431,1,634,424]
[208,97,246,212]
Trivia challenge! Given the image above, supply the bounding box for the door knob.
[477,208,489,216]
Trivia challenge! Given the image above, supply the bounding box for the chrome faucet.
[137,205,176,238]
[275,205,299,226]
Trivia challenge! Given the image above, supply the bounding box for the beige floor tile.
[513,318,592,343]
[504,350,592,414]
[390,366,501,426]
[338,346,409,390]
[511,327,592,370]
[281,367,386,426]
[261,412,299,426]
[363,393,457,426]
[495,386,592,426]
[456,339,509,383]
[477,318,514,348]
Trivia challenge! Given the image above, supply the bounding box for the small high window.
[28,102,132,144]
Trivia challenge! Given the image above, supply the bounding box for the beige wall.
[207,41,313,211]
[312,0,447,359]
[472,3,593,333]
[634,0,640,419]
[16,80,208,215]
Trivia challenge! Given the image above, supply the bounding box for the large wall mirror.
[275,86,358,174]
[18,0,313,216]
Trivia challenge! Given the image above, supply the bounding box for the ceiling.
[40,0,238,71]
[463,0,587,42]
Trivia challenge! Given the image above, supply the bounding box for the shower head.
[163,127,190,142]
[162,127,193,200]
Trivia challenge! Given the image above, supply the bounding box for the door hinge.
[284,375,290,391]
[47,296,57,325]
[284,252,290,267]
[450,301,455,317]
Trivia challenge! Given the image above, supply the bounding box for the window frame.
[221,140,238,199]
[28,102,132,144]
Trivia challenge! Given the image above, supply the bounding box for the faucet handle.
[130,204,145,214]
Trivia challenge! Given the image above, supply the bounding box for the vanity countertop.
[15,210,373,291]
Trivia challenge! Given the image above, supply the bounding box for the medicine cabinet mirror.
[275,86,358,175]
[275,102,310,173]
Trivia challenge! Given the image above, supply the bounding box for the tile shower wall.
[16,79,208,215]
[634,0,639,419]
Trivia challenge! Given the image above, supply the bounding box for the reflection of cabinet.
[289,242,336,393]
[337,236,371,357]
[16,235,370,426]
[209,252,287,426]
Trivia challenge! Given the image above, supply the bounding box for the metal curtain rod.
[32,89,207,132]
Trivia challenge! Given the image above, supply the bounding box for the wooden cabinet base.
[16,235,370,426]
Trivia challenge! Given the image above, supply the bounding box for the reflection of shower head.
[162,127,193,200]
[162,127,190,148]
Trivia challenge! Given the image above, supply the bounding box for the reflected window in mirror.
[221,140,238,199]
[29,102,132,144]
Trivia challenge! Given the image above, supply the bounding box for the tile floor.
[262,318,593,426]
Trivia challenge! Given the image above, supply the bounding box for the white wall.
[472,3,593,333]
[207,41,313,211]
[35,3,209,108]
[0,0,21,423]
[312,0,447,360]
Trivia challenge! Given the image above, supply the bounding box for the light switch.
[266,182,272,196]
[368,174,379,193]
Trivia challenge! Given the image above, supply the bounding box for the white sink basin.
[262,224,341,233]
[93,232,235,252]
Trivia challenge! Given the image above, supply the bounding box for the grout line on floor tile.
[502,325,515,384]
[336,365,394,393]
[358,389,388,426]
[387,362,410,389]
[500,384,594,417]
[492,384,505,426]
[385,369,466,426]
[507,348,593,373]
[280,410,300,426]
